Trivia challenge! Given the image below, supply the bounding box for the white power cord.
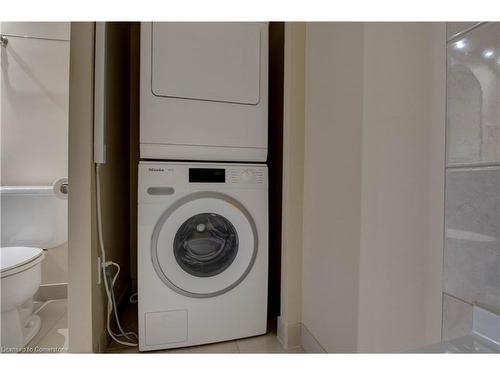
[96,163,138,347]
[129,292,138,303]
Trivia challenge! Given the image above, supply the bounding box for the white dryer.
[138,162,268,351]
[140,22,269,162]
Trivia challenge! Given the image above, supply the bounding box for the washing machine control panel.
[228,167,266,185]
[139,163,267,198]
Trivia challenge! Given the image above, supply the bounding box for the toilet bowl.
[0,185,67,351]
[1,247,45,350]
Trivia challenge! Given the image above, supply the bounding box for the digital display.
[189,168,225,183]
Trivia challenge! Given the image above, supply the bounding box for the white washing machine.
[138,162,268,351]
[140,22,269,162]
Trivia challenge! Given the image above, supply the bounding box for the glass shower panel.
[444,168,500,307]
[447,23,500,165]
[444,22,500,341]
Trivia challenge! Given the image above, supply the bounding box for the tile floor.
[106,331,304,354]
[105,301,303,354]
[21,298,303,354]
[24,299,68,353]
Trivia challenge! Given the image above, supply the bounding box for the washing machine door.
[151,192,258,298]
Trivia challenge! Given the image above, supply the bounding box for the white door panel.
[152,23,261,105]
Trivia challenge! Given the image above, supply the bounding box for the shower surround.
[444,22,500,340]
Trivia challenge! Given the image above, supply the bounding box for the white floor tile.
[167,341,240,354]
[25,299,67,349]
[236,333,289,353]
[35,312,68,353]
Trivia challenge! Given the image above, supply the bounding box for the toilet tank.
[0,186,67,249]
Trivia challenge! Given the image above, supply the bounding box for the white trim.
[277,316,302,350]
[93,22,107,164]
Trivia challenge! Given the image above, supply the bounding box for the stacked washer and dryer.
[138,23,269,351]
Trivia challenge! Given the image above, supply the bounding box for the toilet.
[1,185,67,350]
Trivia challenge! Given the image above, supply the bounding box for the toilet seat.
[0,247,45,278]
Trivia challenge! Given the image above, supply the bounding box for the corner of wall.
[424,21,446,345]
[300,323,326,353]
[280,22,306,340]
[277,316,302,349]
[67,21,98,353]
[301,22,364,353]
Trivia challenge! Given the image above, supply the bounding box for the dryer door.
[151,23,261,105]
[151,192,258,298]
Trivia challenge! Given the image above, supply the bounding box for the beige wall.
[295,22,446,352]
[129,23,140,287]
[68,23,133,353]
[357,23,446,352]
[0,22,70,286]
[67,22,96,353]
[95,23,133,350]
[66,21,137,353]
[302,23,365,352]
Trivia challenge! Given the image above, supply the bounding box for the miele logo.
[148,168,165,172]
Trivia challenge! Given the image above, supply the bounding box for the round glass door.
[151,192,258,298]
[173,213,239,277]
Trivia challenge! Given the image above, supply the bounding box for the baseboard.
[277,316,302,349]
[34,283,68,301]
[301,323,327,353]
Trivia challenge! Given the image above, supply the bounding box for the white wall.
[298,22,446,352]
[0,22,70,286]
